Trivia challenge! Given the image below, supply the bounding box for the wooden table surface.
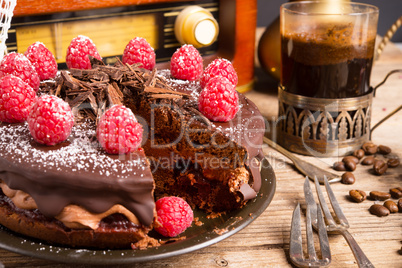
[1,32,401,268]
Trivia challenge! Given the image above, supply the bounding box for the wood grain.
[0,28,401,267]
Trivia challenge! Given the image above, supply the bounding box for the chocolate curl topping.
[40,58,189,124]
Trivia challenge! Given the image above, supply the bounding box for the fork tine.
[313,176,336,226]
[304,177,318,227]
[305,204,317,260]
[323,176,349,228]
[316,203,331,263]
[311,178,371,267]
[289,203,303,262]
[290,201,332,267]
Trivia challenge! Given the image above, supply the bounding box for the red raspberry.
[170,44,203,81]
[24,42,58,81]
[0,52,40,91]
[66,35,102,69]
[201,58,238,88]
[198,76,239,122]
[154,196,193,237]
[0,75,36,123]
[122,37,155,71]
[27,95,74,146]
[97,105,143,155]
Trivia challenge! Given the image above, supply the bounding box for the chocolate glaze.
[0,68,265,228]
[0,122,155,226]
[213,94,265,192]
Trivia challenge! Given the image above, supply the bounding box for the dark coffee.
[281,24,375,98]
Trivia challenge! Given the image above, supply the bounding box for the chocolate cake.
[0,59,265,248]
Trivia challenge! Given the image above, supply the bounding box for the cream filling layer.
[0,180,140,229]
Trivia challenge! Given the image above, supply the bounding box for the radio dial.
[174,6,219,48]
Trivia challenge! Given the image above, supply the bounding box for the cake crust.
[0,191,150,248]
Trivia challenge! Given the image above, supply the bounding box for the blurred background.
[257,0,402,43]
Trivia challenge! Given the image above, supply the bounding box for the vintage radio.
[10,0,257,92]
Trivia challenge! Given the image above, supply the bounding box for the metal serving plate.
[0,158,276,265]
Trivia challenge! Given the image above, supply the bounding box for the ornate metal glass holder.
[276,86,373,157]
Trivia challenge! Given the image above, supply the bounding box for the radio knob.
[174,6,219,48]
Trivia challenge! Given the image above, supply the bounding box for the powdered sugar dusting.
[157,69,200,103]
[0,121,148,179]
[156,70,254,144]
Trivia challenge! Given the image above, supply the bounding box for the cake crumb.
[206,212,224,219]
[131,236,161,250]
[213,227,228,235]
[193,217,204,226]
[161,236,187,245]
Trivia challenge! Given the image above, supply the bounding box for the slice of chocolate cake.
[124,68,265,212]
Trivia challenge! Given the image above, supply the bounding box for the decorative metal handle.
[370,104,402,140]
[369,69,402,140]
[375,15,402,61]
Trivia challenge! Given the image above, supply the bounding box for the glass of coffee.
[280,1,379,99]
[276,2,379,157]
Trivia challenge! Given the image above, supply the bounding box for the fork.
[263,137,341,184]
[304,176,374,268]
[289,202,331,267]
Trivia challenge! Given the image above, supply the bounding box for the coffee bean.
[345,160,356,171]
[361,156,375,165]
[384,200,399,213]
[387,158,400,168]
[342,155,360,164]
[369,204,390,217]
[390,187,402,199]
[369,191,391,201]
[373,160,388,175]
[349,189,366,203]
[353,149,365,159]
[398,199,402,212]
[377,145,391,155]
[342,158,357,171]
[362,142,378,155]
[341,172,355,184]
[333,161,346,171]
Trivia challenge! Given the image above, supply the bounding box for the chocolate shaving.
[88,55,105,66]
[120,81,140,87]
[144,86,190,97]
[87,92,98,112]
[68,69,85,77]
[149,94,183,100]
[107,84,123,105]
[97,66,124,81]
[55,84,62,97]
[144,68,159,88]
[68,90,92,108]
[39,59,195,125]
[61,71,80,91]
